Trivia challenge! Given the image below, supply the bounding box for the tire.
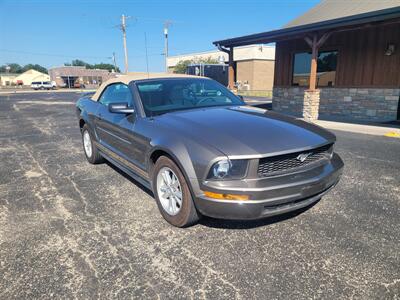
[153,156,200,227]
[81,124,104,164]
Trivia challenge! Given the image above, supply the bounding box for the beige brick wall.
[236,60,254,88]
[236,60,274,90]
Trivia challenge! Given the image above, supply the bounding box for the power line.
[0,49,111,60]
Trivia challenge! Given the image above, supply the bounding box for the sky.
[0,0,320,72]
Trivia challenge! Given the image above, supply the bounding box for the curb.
[314,120,400,138]
[384,132,400,138]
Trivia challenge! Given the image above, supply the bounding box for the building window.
[292,50,338,87]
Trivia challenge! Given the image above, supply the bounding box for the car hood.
[155,106,335,157]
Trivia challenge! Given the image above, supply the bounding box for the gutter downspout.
[217,44,235,90]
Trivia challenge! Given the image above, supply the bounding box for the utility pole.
[120,14,130,73]
[112,52,117,72]
[164,21,172,73]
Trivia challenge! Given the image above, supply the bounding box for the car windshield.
[31,82,41,84]
[135,78,244,116]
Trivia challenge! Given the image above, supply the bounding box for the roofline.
[188,63,228,66]
[48,66,87,69]
[168,44,275,59]
[213,6,400,47]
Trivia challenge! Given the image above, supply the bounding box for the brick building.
[48,66,117,88]
[214,0,400,122]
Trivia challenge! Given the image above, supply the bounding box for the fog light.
[204,191,249,201]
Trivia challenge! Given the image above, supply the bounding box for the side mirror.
[109,102,134,114]
[238,95,244,101]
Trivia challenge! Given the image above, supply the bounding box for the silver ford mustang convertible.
[76,74,343,227]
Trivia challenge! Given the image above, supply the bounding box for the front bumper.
[194,153,344,220]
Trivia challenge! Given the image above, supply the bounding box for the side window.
[99,83,134,106]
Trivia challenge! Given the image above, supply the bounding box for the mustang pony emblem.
[296,153,312,162]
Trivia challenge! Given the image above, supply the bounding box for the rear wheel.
[81,124,104,164]
[153,156,200,227]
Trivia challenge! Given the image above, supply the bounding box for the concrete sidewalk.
[314,119,400,138]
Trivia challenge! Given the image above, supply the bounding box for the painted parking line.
[384,132,400,138]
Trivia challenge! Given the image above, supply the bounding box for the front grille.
[258,144,332,177]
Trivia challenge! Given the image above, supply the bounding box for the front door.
[95,83,138,164]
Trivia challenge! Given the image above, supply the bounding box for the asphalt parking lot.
[0,92,399,299]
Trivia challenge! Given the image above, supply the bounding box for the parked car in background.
[31,81,56,90]
[76,74,344,227]
[74,81,86,89]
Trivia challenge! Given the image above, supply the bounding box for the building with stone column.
[213,0,400,123]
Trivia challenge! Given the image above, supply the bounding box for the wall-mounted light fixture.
[384,44,395,56]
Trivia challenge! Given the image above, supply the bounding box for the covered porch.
[213,6,400,122]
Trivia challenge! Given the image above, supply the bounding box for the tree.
[173,57,220,74]
[173,60,192,74]
[0,63,48,74]
[0,63,22,73]
[64,59,120,72]
[21,64,48,74]
[71,59,88,67]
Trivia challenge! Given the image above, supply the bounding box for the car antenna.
[144,32,154,119]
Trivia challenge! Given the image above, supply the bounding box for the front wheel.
[153,156,200,227]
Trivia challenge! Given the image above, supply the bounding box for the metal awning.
[213,6,400,48]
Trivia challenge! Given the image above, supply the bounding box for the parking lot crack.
[181,247,242,299]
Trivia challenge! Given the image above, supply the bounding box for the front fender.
[149,135,226,197]
[76,98,99,139]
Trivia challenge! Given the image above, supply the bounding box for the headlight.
[207,159,248,180]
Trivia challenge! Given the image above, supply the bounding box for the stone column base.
[303,89,320,121]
